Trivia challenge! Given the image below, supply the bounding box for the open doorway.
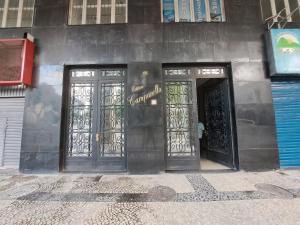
[197,78,234,171]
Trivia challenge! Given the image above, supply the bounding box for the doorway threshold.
[200,159,234,173]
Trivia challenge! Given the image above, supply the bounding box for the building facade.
[0,0,298,173]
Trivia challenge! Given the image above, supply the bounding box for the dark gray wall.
[0,0,279,172]
[127,63,164,173]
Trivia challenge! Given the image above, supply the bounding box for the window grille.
[68,0,127,25]
[261,0,300,26]
[161,0,225,23]
[0,0,35,28]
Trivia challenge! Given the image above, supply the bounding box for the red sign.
[0,38,35,86]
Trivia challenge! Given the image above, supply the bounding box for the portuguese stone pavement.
[0,169,300,225]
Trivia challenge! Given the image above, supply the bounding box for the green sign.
[268,29,300,75]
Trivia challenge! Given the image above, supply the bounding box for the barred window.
[0,0,35,28]
[260,0,300,23]
[161,0,225,23]
[68,0,127,25]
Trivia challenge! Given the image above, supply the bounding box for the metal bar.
[284,0,291,22]
[190,0,195,22]
[69,0,74,24]
[260,0,264,22]
[276,7,287,28]
[82,0,87,24]
[89,80,93,157]
[111,0,115,23]
[17,0,24,27]
[174,0,179,22]
[205,0,211,22]
[125,0,128,23]
[221,0,226,21]
[270,0,277,22]
[30,0,35,26]
[97,0,101,23]
[161,0,163,22]
[2,0,9,27]
[281,6,300,28]
[0,118,7,167]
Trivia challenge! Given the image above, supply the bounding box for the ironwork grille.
[164,67,226,78]
[68,81,94,157]
[66,69,125,159]
[100,69,126,77]
[99,82,125,157]
[0,0,35,28]
[165,81,196,157]
[204,80,230,154]
[164,68,191,76]
[68,0,128,25]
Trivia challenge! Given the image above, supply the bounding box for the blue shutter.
[272,81,300,168]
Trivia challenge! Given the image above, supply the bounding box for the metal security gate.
[164,66,236,171]
[203,79,234,168]
[63,68,126,172]
[0,87,25,169]
[272,80,300,168]
[164,69,200,170]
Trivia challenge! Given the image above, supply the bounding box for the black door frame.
[60,66,128,172]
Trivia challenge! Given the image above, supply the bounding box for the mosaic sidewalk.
[0,170,299,225]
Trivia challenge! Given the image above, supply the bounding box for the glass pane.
[101,69,125,77]
[194,0,206,22]
[86,0,97,24]
[209,0,223,22]
[115,0,126,23]
[21,0,34,27]
[260,0,273,22]
[68,82,94,157]
[72,70,95,77]
[162,0,175,22]
[0,0,4,26]
[100,83,125,157]
[166,81,195,157]
[101,0,111,24]
[6,0,19,27]
[165,68,190,76]
[69,0,83,25]
[289,0,300,21]
[178,0,191,22]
